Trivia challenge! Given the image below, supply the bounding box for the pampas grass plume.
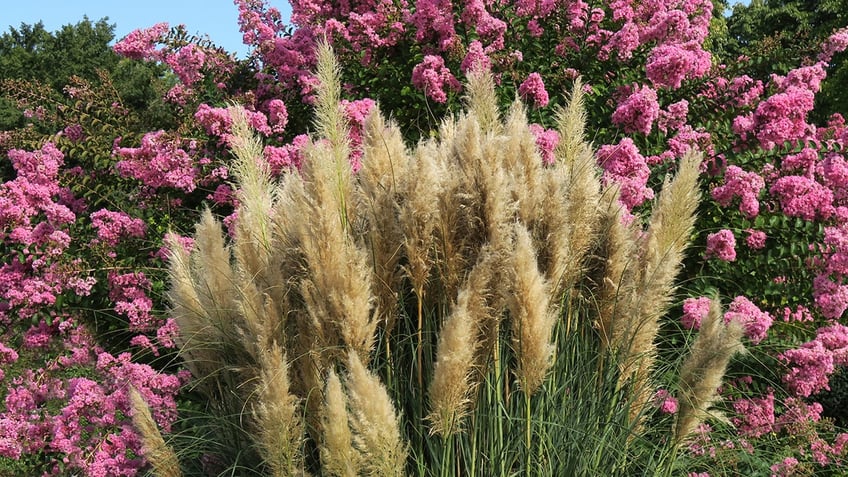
[129,387,182,477]
[345,351,408,476]
[675,298,745,444]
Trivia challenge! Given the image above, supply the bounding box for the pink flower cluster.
[412,55,462,103]
[820,28,848,63]
[89,209,147,247]
[657,99,689,134]
[732,390,775,438]
[723,295,773,344]
[646,42,711,90]
[342,98,377,171]
[611,85,660,135]
[653,388,678,414]
[812,224,848,319]
[165,43,207,86]
[769,175,835,221]
[194,104,274,140]
[461,40,492,73]
[114,131,198,192]
[108,272,156,333]
[780,323,848,397]
[745,229,767,250]
[518,72,549,108]
[705,229,736,262]
[711,166,765,219]
[265,134,310,175]
[528,124,559,166]
[681,296,711,330]
[0,319,183,474]
[596,138,653,210]
[113,23,169,61]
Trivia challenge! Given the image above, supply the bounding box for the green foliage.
[723,0,848,120]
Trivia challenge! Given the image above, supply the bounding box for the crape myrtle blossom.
[681,296,711,330]
[114,131,199,192]
[705,229,736,262]
[89,209,147,247]
[724,295,773,344]
[412,55,462,103]
[611,84,660,135]
[780,323,848,397]
[820,27,848,63]
[711,165,765,219]
[596,138,653,210]
[518,72,549,107]
[0,318,184,474]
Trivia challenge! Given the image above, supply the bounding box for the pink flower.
[264,134,309,175]
[780,324,848,396]
[165,43,207,86]
[653,389,678,414]
[705,229,736,262]
[528,124,559,165]
[611,85,660,135]
[266,99,288,133]
[411,55,461,103]
[752,86,815,150]
[682,296,711,330]
[89,209,147,247]
[646,43,711,90]
[108,272,156,332]
[596,138,653,210]
[770,175,834,220]
[711,166,764,219]
[724,296,772,344]
[658,100,689,134]
[813,275,848,320]
[518,72,549,107]
[744,229,767,250]
[409,0,457,51]
[113,23,169,61]
[461,40,491,73]
[820,28,848,63]
[770,457,799,477]
[732,390,775,437]
[114,131,198,192]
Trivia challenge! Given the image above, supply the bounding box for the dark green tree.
[0,17,172,132]
[724,0,848,120]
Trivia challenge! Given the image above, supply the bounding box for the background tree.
[724,0,848,120]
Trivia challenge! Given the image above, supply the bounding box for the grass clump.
[146,43,744,477]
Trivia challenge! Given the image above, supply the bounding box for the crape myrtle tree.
[1,0,848,474]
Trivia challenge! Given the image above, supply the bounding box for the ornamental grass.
[145,43,746,476]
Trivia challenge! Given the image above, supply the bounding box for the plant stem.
[525,388,532,477]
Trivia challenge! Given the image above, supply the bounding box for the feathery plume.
[556,77,589,165]
[675,299,745,444]
[427,282,480,436]
[320,370,361,477]
[591,186,638,356]
[509,223,556,395]
[129,387,182,477]
[356,107,409,333]
[623,151,702,419]
[464,67,500,134]
[344,351,408,476]
[501,100,545,227]
[253,344,305,477]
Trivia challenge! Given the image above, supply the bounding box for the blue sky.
[1,0,293,59]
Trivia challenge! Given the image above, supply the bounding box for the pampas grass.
[129,387,182,477]
[161,43,741,477]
